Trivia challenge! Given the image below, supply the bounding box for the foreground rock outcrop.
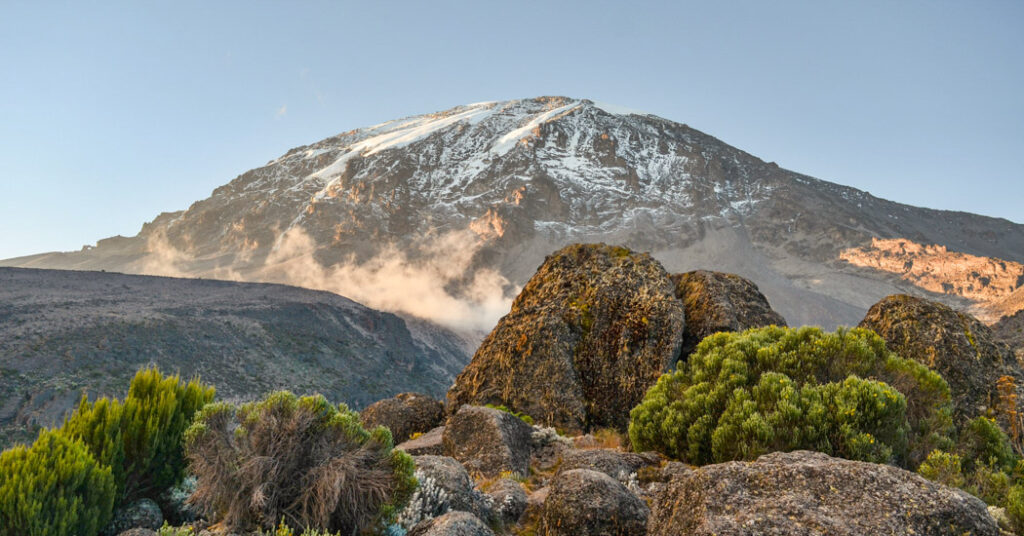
[360,392,444,443]
[447,244,685,432]
[408,511,494,536]
[671,270,787,360]
[647,450,999,536]
[442,405,534,478]
[541,468,649,536]
[859,294,1017,420]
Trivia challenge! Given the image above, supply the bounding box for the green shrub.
[185,391,416,534]
[629,326,953,467]
[1008,484,1024,534]
[484,404,535,425]
[958,416,1017,473]
[0,430,116,536]
[59,367,215,502]
[917,450,966,489]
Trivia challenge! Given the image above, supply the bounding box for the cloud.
[133,226,516,333]
[275,104,288,118]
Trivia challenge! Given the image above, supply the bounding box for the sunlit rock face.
[4,96,1023,330]
[841,238,1024,322]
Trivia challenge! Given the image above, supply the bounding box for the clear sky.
[1,1,1022,260]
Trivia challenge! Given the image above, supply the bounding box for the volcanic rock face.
[671,270,786,360]
[5,97,1023,331]
[446,244,684,433]
[841,237,1024,322]
[858,294,1018,421]
[647,450,999,536]
[994,310,1024,363]
[0,267,470,449]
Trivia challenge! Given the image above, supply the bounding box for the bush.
[918,417,1021,507]
[1008,484,1024,534]
[59,367,215,502]
[629,326,953,467]
[917,450,966,489]
[0,430,116,536]
[185,391,416,534]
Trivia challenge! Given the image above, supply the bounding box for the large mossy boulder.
[671,270,786,360]
[648,450,999,536]
[447,243,684,432]
[407,511,494,536]
[361,392,444,444]
[859,294,1017,421]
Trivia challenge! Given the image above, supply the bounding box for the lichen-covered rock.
[361,392,445,443]
[407,511,495,536]
[994,309,1024,363]
[116,530,158,536]
[102,498,163,536]
[447,243,685,433]
[159,475,198,524]
[485,478,527,527]
[672,270,786,359]
[859,294,1017,421]
[397,425,446,456]
[541,469,649,536]
[557,449,662,480]
[442,405,533,478]
[648,450,999,536]
[412,455,492,520]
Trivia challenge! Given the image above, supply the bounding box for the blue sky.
[1,1,1022,260]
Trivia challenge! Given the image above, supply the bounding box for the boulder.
[102,498,163,536]
[485,478,528,527]
[407,511,495,536]
[398,425,446,456]
[442,405,534,478]
[540,469,649,536]
[672,270,786,359]
[116,530,158,536]
[648,450,999,536]
[412,455,491,520]
[447,243,685,433]
[860,294,1017,421]
[557,448,662,480]
[361,392,445,444]
[994,309,1024,363]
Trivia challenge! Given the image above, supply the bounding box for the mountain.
[4,96,1023,330]
[0,267,471,448]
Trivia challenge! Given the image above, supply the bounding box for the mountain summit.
[5,96,1023,329]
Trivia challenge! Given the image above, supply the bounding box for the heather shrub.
[0,430,116,536]
[918,416,1021,507]
[185,391,416,534]
[58,367,215,502]
[629,326,953,467]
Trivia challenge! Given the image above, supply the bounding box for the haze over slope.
[0,267,470,448]
[4,97,1022,329]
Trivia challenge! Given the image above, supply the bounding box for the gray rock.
[442,405,533,478]
[413,455,492,521]
[407,511,495,536]
[102,498,163,536]
[648,450,1000,536]
[116,530,158,536]
[557,448,662,480]
[485,478,527,527]
[398,425,446,456]
[361,392,445,444]
[541,469,649,536]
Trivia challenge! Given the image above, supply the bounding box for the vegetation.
[484,404,535,425]
[185,391,416,534]
[58,367,215,502]
[629,326,954,467]
[0,430,116,536]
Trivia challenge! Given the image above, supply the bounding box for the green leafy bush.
[917,450,966,489]
[918,417,1021,507]
[1007,484,1024,534]
[629,326,953,466]
[185,391,416,534]
[58,367,215,502]
[0,430,116,536]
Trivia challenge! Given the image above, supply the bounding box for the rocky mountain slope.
[4,96,1022,330]
[0,267,471,448]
